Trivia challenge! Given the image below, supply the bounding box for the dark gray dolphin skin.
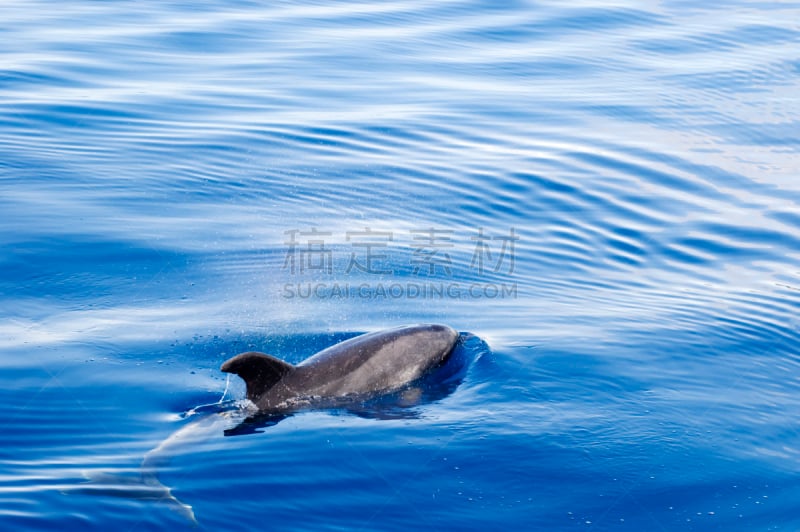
[220,324,458,412]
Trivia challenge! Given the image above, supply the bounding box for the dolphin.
[69,325,474,524]
[220,324,459,413]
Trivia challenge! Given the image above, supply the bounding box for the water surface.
[2,1,800,530]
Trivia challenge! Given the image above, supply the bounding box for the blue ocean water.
[2,0,800,529]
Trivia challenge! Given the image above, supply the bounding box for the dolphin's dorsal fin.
[220,352,295,402]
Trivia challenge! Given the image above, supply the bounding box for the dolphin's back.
[221,324,459,411]
[290,324,458,397]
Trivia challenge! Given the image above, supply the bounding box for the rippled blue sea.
[2,1,800,530]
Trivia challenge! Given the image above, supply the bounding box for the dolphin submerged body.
[221,324,459,413]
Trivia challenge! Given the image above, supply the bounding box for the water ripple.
[3,0,800,529]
